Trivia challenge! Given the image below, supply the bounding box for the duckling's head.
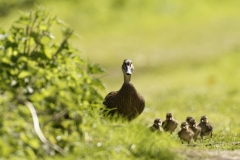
[153,118,162,127]
[122,59,134,83]
[181,122,188,130]
[189,118,197,128]
[186,116,193,123]
[166,112,173,120]
[200,115,208,123]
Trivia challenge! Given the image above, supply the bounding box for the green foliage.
[0,7,105,158]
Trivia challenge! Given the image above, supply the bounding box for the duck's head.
[153,118,162,127]
[200,115,208,123]
[166,112,173,121]
[181,122,188,130]
[122,59,134,82]
[189,118,197,128]
[186,116,193,123]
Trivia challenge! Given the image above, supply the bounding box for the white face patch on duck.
[154,119,162,126]
[122,59,134,75]
[181,122,188,129]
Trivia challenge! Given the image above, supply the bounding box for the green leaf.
[1,57,11,64]
[87,61,105,74]
[92,78,105,90]
[20,133,28,143]
[18,71,31,79]
[44,47,52,59]
[25,147,37,159]
[28,139,40,150]
[40,35,51,45]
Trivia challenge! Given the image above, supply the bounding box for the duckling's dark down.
[162,112,178,134]
[102,59,145,121]
[188,118,201,142]
[178,122,194,144]
[150,118,163,132]
[198,115,213,139]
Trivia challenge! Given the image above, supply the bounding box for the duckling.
[162,112,178,134]
[198,115,213,139]
[178,122,194,144]
[188,118,201,142]
[186,116,193,126]
[102,59,145,121]
[150,118,163,132]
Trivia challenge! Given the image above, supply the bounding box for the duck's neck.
[123,73,131,83]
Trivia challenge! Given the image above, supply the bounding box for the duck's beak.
[123,64,133,75]
[126,66,132,75]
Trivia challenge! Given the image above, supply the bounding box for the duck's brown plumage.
[102,59,145,121]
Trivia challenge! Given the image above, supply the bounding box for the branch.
[24,101,66,156]
[44,109,68,125]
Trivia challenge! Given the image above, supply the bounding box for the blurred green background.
[1,0,240,158]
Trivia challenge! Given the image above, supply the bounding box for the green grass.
[1,0,240,159]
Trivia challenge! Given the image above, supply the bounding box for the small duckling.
[178,122,194,144]
[188,118,201,142]
[198,115,213,139]
[162,112,178,134]
[186,116,193,126]
[150,118,163,132]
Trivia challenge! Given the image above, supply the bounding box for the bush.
[0,7,105,158]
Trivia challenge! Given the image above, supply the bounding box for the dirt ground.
[179,149,240,160]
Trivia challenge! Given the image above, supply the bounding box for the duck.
[178,122,194,144]
[198,115,213,139]
[188,118,201,142]
[186,116,193,126]
[162,112,178,134]
[150,118,163,132]
[102,59,145,121]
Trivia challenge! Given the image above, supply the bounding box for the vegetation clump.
[0,7,105,158]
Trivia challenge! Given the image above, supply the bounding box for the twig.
[44,109,68,125]
[24,101,66,156]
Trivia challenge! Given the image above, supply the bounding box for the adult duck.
[102,59,145,121]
